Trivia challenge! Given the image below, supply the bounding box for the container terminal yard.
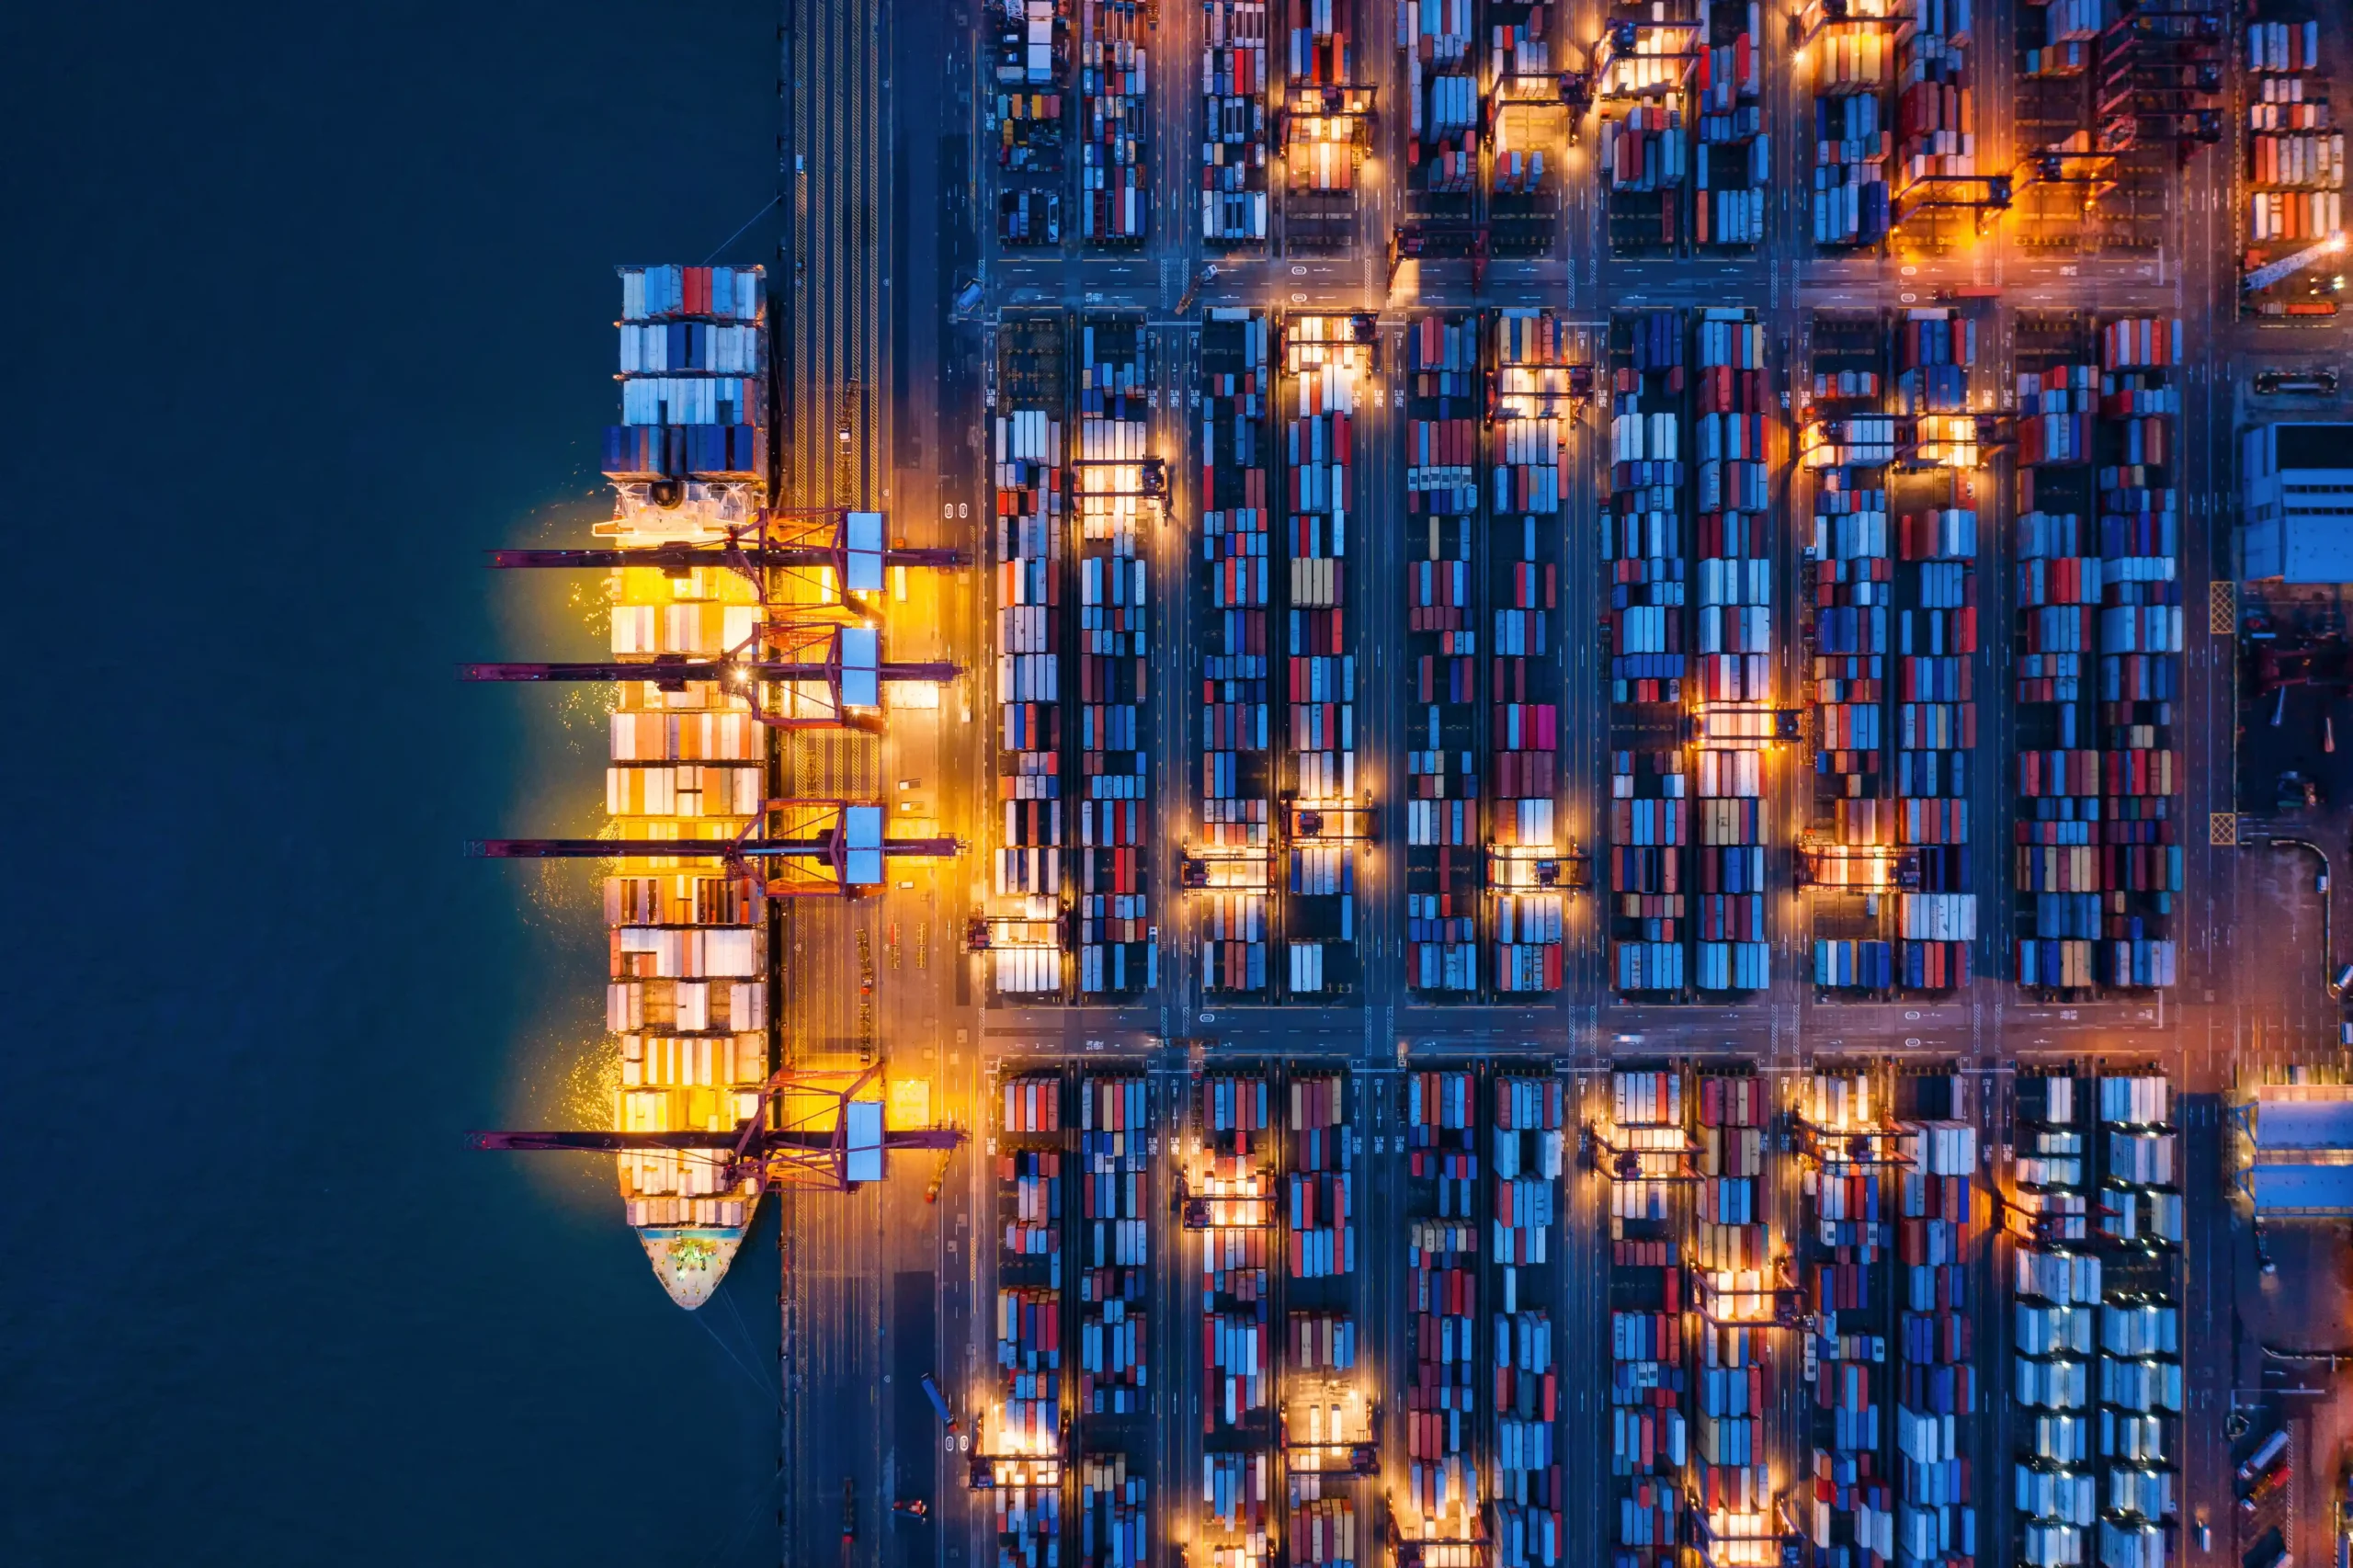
[460,0,2353,1562]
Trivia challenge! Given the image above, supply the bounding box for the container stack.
[1894,309,1981,992]
[1079,0,1149,244]
[1289,1074,1357,1278]
[1281,317,1366,996]
[1284,0,1367,250]
[1693,309,1771,994]
[1490,310,1572,993]
[1207,1452,1275,1568]
[1406,1070,1482,1535]
[2245,18,2343,315]
[1693,1070,1773,1560]
[1199,1073,1276,1568]
[1894,1102,1977,1568]
[1407,312,1484,996]
[1204,2,1272,244]
[995,1072,1066,1511]
[1804,313,1895,908]
[2018,0,2098,80]
[2010,1072,2095,1568]
[1286,1071,1367,1567]
[1082,1456,1148,1568]
[1074,319,1154,997]
[1894,0,1976,193]
[1608,1067,1690,1568]
[1079,1075,1148,1415]
[994,320,1072,995]
[1491,1073,1564,1568]
[1606,310,1690,997]
[2093,1075,2181,1559]
[1697,0,1767,244]
[1200,310,1277,994]
[1800,1070,1895,1568]
[2089,320,2183,991]
[605,266,767,483]
[1403,0,1480,198]
[2011,324,2101,994]
[995,0,1069,245]
[1808,1,1895,245]
[1601,22,1696,252]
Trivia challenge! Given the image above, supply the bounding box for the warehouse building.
[2244,422,2353,581]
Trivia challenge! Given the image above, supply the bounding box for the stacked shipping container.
[1282,317,1366,996]
[1406,1070,1482,1534]
[1403,0,1480,199]
[1407,312,1484,995]
[1200,310,1278,994]
[604,265,767,482]
[1894,309,1982,992]
[1692,1070,1773,1560]
[1600,18,1696,252]
[1605,310,1691,995]
[995,323,1070,994]
[2245,18,2343,314]
[1608,1067,1689,1567]
[1807,1,1895,245]
[993,1072,1067,1565]
[1079,0,1150,244]
[1205,2,1273,243]
[1285,1073,1367,1568]
[1080,1075,1149,1415]
[2010,1073,2096,1568]
[1693,309,1772,994]
[1200,1074,1277,1568]
[1696,0,1767,244]
[1287,0,1368,250]
[2094,1076,2181,1564]
[1895,1098,1978,1568]
[2012,320,2102,993]
[1074,319,1155,996]
[1893,0,1977,227]
[1801,1070,1895,1568]
[1490,310,1573,993]
[1490,1074,1565,1568]
[1804,313,1895,927]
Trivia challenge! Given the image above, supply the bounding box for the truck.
[920,1373,961,1432]
[2242,1429,2293,1487]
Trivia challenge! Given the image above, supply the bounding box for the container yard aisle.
[1405,310,1486,999]
[1196,310,1280,1000]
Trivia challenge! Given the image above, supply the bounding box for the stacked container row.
[1895,1099,1978,1568]
[2010,1072,2095,1568]
[1407,312,1484,995]
[1608,1067,1689,1566]
[1200,310,1277,994]
[1204,2,1272,243]
[1692,1070,1774,1557]
[2244,19,2341,314]
[995,335,1070,993]
[1696,1,1767,245]
[1079,0,1150,244]
[1406,1070,1482,1534]
[1490,1074,1564,1566]
[1801,1069,1895,1568]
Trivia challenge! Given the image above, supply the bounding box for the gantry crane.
[472,799,958,897]
[493,506,963,604]
[472,1062,962,1194]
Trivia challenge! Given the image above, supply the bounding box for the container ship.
[600,262,776,1307]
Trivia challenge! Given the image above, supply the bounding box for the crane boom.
[488,545,964,570]
[467,835,959,858]
[470,1128,963,1153]
[460,658,960,683]
[2244,233,2347,293]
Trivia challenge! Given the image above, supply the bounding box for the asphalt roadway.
[766,0,2353,1563]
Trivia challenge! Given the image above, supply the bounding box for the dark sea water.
[3,5,788,1561]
